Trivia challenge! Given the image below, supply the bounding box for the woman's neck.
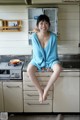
[37,31,50,42]
[38,31,49,38]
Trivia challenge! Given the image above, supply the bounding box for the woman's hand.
[33,27,39,33]
[46,68,52,72]
[41,68,52,72]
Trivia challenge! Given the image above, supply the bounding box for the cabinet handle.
[6,86,20,88]
[27,85,46,87]
[27,94,38,97]
[26,93,49,97]
[27,85,34,87]
[27,103,50,105]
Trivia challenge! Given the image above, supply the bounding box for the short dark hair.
[36,14,50,27]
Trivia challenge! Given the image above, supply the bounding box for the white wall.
[0,5,32,55]
[0,4,79,55]
[58,4,79,54]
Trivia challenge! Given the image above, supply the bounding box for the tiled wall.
[0,4,79,55]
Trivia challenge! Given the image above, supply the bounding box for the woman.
[27,14,62,103]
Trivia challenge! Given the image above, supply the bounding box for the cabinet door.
[24,91,52,100]
[3,82,23,112]
[0,82,4,112]
[53,76,79,112]
[32,0,62,4]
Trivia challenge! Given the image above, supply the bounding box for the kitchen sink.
[59,54,80,69]
[60,61,80,69]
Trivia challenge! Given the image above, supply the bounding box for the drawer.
[25,72,52,77]
[23,72,52,82]
[24,91,52,100]
[24,100,52,112]
[60,71,79,77]
[35,72,53,77]
[23,82,53,91]
[23,76,50,82]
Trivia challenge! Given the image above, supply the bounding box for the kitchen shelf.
[0,20,22,32]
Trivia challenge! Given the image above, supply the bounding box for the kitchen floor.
[8,114,80,120]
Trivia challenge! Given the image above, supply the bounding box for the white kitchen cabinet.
[32,0,62,4]
[23,71,79,113]
[3,82,23,112]
[28,8,58,45]
[53,71,79,112]
[0,82,4,112]
[23,72,53,112]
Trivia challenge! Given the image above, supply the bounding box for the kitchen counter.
[0,54,79,72]
[23,54,80,72]
[23,61,80,72]
[62,68,80,72]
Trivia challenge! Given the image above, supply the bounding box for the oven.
[0,62,23,80]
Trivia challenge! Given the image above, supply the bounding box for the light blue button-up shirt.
[30,32,60,71]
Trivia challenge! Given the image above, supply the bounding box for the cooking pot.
[9,59,22,65]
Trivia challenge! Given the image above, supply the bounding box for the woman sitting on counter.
[27,14,62,103]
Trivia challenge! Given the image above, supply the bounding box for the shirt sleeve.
[30,33,46,69]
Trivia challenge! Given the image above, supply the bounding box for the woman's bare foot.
[39,90,44,103]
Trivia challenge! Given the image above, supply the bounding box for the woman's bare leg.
[43,63,62,101]
[27,64,43,103]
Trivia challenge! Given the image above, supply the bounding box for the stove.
[0,62,23,80]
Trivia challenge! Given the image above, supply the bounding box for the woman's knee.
[58,64,62,71]
[52,63,62,73]
[27,64,37,75]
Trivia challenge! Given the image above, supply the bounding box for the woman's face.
[37,20,50,33]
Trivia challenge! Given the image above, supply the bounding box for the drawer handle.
[27,85,46,87]
[27,94,38,97]
[6,86,20,88]
[27,85,34,87]
[27,103,50,105]
[26,93,50,97]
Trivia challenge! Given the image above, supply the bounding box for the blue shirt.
[30,32,59,71]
